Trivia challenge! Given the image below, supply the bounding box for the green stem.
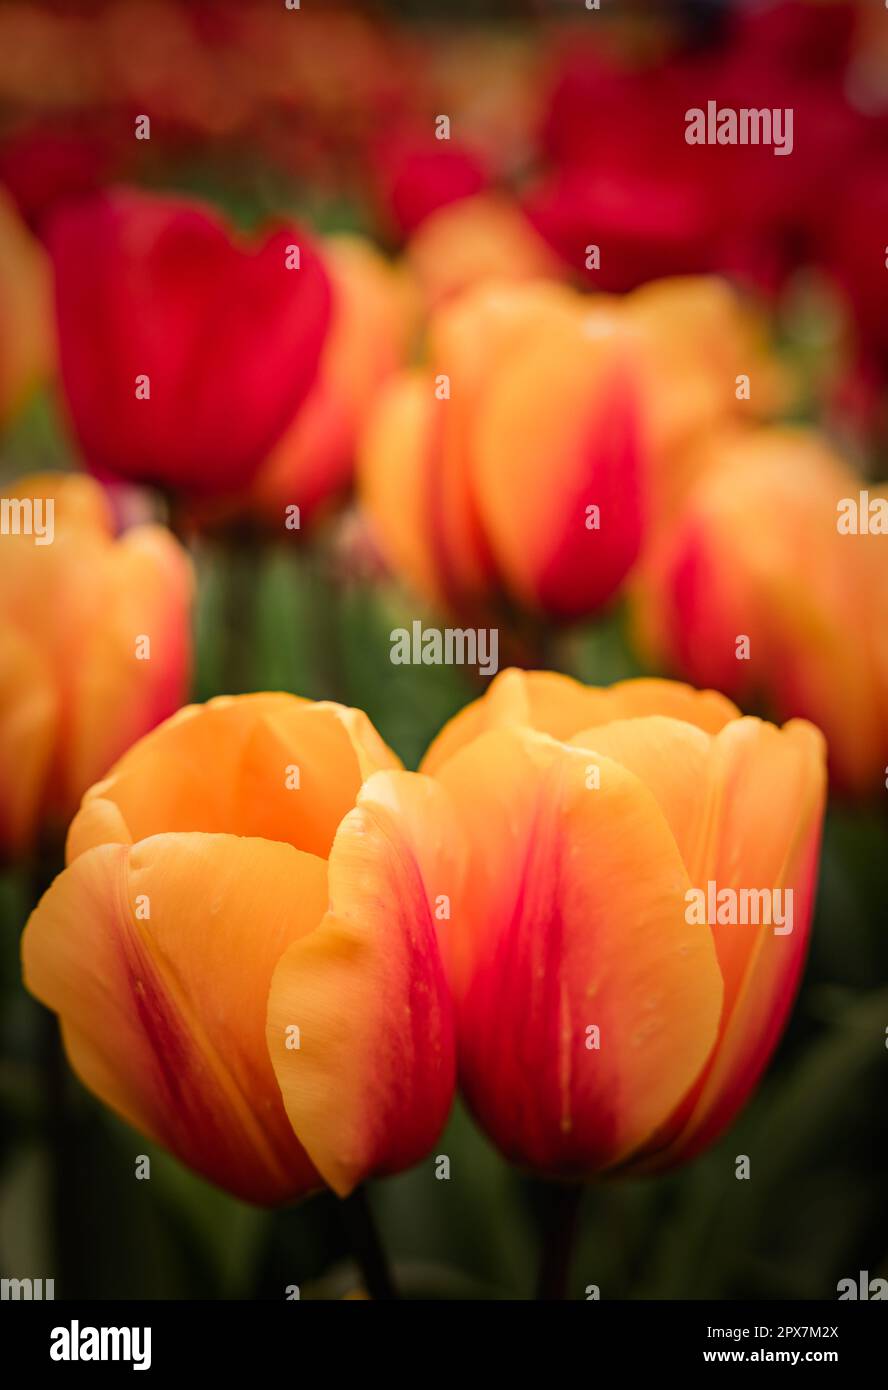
[217,526,261,696]
[535,1180,584,1300]
[340,1186,399,1300]
[309,537,349,704]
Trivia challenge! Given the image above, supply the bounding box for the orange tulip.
[247,234,416,530]
[405,194,563,311]
[420,667,826,1175]
[631,426,888,798]
[0,188,54,430]
[22,694,457,1205]
[358,274,783,625]
[359,280,646,621]
[621,277,788,531]
[0,473,191,858]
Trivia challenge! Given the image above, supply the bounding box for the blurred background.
[0,0,887,1300]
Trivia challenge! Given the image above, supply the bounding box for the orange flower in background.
[23,694,457,1205]
[359,279,646,621]
[358,273,782,624]
[247,234,416,530]
[621,276,788,531]
[421,668,826,1176]
[631,426,888,798]
[405,194,563,311]
[46,187,332,496]
[0,188,54,430]
[0,473,191,859]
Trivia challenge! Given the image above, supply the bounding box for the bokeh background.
[0,0,887,1300]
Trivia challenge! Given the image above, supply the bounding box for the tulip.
[45,187,332,496]
[371,133,490,240]
[822,164,888,376]
[631,426,888,799]
[405,193,563,312]
[0,472,191,859]
[622,277,788,531]
[529,27,866,296]
[358,275,781,623]
[22,693,457,1204]
[247,234,416,530]
[420,667,826,1175]
[358,279,646,621]
[727,0,858,79]
[0,188,54,431]
[0,120,121,233]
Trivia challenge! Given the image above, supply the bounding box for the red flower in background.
[525,2,873,298]
[726,0,858,78]
[370,131,490,240]
[823,164,888,370]
[0,121,120,234]
[46,188,332,496]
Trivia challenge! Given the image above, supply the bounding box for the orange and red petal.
[627,716,826,1171]
[433,729,722,1175]
[267,770,461,1196]
[473,313,644,618]
[23,831,328,1205]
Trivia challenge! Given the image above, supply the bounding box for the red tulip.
[46,187,332,496]
[371,133,490,240]
[528,34,867,296]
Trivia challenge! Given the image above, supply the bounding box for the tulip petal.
[252,234,414,527]
[65,794,132,862]
[473,312,643,616]
[0,627,58,856]
[425,282,578,607]
[421,667,738,774]
[68,694,400,862]
[568,715,712,874]
[64,523,192,814]
[601,677,740,733]
[433,728,722,1174]
[421,667,623,775]
[628,716,826,1170]
[23,832,328,1205]
[267,770,460,1196]
[358,371,445,605]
